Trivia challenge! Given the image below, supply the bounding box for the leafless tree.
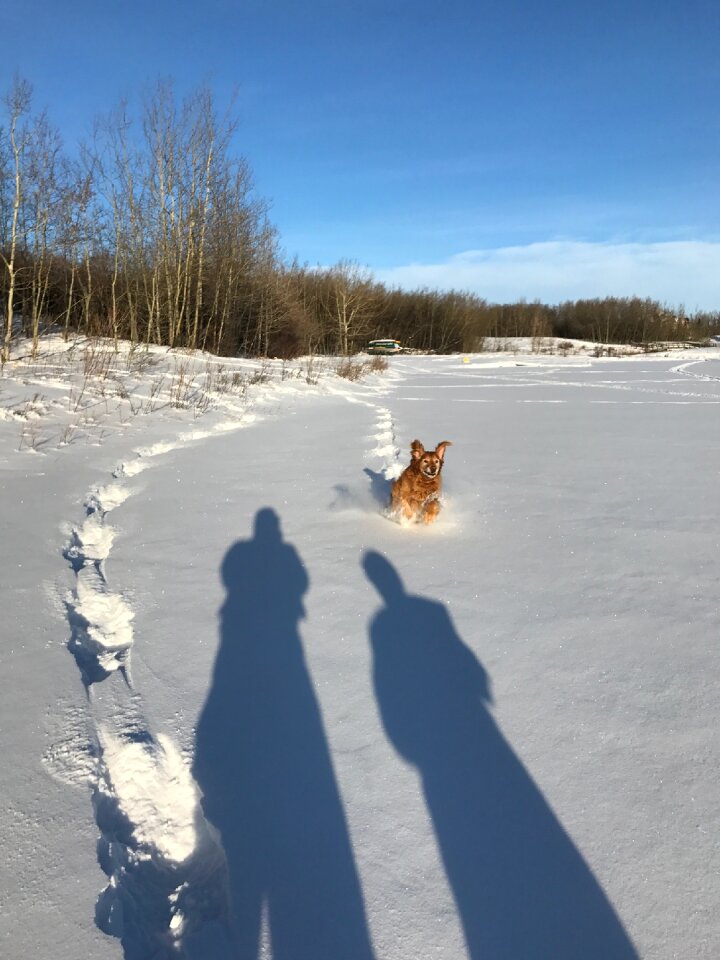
[319,260,376,354]
[1,77,32,361]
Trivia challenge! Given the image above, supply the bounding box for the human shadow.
[363,551,638,960]
[193,509,375,960]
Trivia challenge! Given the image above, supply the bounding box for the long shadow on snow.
[363,550,638,960]
[193,508,375,960]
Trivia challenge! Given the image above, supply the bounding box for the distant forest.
[2,78,719,362]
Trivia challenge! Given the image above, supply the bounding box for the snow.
[1,336,719,959]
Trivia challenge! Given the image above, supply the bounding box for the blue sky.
[5,0,720,307]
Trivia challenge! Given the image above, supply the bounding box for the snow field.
[1,339,720,959]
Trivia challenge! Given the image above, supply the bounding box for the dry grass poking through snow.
[335,356,389,380]
[0,336,390,455]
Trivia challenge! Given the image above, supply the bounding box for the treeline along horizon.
[2,77,718,362]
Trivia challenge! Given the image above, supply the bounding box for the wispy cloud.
[374,241,720,310]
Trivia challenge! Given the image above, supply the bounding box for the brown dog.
[390,440,452,524]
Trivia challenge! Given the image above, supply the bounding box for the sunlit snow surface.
[1,336,719,959]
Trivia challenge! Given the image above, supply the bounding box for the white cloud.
[374,241,720,311]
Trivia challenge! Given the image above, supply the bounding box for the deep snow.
[1,338,719,959]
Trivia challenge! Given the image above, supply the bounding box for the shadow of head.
[221,508,308,622]
[253,506,282,542]
[363,550,406,602]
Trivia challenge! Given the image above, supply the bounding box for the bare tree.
[1,77,32,361]
[24,111,65,354]
[319,260,375,354]
[56,166,93,340]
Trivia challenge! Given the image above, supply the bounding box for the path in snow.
[0,433,144,960]
[57,401,286,957]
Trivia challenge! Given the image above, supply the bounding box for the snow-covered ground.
[1,337,719,959]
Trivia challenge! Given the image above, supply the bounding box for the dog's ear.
[410,440,425,460]
[436,441,452,460]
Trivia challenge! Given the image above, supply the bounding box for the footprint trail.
[58,428,250,957]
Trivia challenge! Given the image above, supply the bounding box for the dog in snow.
[390,440,452,524]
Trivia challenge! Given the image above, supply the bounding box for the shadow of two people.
[193,508,638,960]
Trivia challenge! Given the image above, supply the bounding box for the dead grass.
[335,356,387,380]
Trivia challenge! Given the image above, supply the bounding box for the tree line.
[2,77,719,362]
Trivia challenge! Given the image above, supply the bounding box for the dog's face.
[412,450,445,480]
[411,441,450,479]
